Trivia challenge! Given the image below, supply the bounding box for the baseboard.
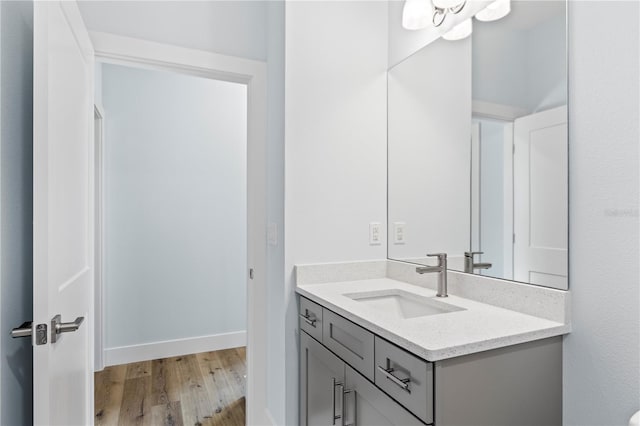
[104,330,246,366]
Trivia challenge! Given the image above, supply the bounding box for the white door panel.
[513,106,568,289]
[33,1,94,424]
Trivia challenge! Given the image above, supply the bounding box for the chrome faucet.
[415,253,448,298]
[464,251,492,273]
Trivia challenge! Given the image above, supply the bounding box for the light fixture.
[432,0,464,9]
[442,18,473,40]
[431,0,466,28]
[475,0,511,22]
[402,0,431,30]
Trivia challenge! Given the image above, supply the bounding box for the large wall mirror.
[388,1,568,290]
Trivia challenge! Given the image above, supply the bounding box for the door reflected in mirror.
[387,1,568,290]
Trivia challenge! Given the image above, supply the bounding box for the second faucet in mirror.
[464,251,493,274]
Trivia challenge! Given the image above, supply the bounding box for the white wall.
[0,2,33,425]
[564,2,639,424]
[284,2,388,423]
[101,64,247,351]
[388,37,471,265]
[77,1,267,61]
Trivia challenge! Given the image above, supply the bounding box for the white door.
[33,2,94,424]
[513,106,568,289]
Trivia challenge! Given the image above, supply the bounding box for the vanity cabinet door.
[344,366,426,426]
[300,331,346,426]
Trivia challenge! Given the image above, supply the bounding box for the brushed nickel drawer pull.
[377,365,411,392]
[299,312,317,327]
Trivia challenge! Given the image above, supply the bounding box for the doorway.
[91,33,267,425]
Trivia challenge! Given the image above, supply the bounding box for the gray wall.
[0,1,33,425]
[101,63,247,349]
[564,2,640,424]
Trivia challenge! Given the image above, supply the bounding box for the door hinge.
[513,233,516,243]
[249,268,254,280]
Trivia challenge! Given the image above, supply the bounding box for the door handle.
[51,315,84,343]
[10,321,33,338]
[10,321,48,345]
[332,379,344,425]
[342,388,356,426]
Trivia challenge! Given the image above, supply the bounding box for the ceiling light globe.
[402,0,432,30]
[475,0,511,22]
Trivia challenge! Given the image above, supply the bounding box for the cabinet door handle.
[299,313,317,327]
[377,365,411,392]
[332,379,343,425]
[342,388,356,426]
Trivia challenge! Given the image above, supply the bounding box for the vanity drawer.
[375,336,434,424]
[322,309,375,381]
[299,297,323,342]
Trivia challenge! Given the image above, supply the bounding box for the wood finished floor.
[94,347,246,426]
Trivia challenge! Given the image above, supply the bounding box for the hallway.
[94,347,246,426]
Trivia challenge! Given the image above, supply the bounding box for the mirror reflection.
[388,1,568,290]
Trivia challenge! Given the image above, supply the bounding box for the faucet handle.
[464,251,484,258]
[426,253,447,266]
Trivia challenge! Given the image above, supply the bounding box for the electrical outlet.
[369,222,382,245]
[394,222,406,244]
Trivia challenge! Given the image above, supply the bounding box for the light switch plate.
[394,222,406,244]
[369,222,382,245]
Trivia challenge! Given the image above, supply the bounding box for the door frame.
[90,31,268,425]
[472,101,518,279]
[93,104,105,372]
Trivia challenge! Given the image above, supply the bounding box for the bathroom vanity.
[297,1,570,424]
[296,261,569,426]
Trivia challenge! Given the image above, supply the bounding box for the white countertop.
[297,277,570,361]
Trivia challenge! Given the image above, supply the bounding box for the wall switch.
[369,222,382,245]
[393,222,406,244]
[267,222,278,246]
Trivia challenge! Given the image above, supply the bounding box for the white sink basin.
[343,289,465,319]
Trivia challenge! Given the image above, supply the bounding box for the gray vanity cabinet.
[301,330,422,426]
[300,332,345,426]
[299,297,562,426]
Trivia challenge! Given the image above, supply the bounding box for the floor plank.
[151,357,181,406]
[118,376,152,426]
[95,347,245,426]
[95,364,127,425]
[151,401,184,426]
[197,350,245,426]
[125,361,152,380]
[174,354,217,426]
